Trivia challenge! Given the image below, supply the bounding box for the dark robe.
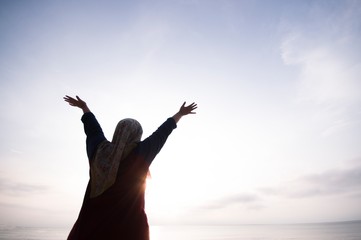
[68,112,176,240]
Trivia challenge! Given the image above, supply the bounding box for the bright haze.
[0,0,360,227]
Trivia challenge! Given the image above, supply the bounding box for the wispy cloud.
[280,0,361,135]
[0,177,47,196]
[259,165,361,199]
[0,201,47,212]
[199,193,262,210]
[199,164,361,213]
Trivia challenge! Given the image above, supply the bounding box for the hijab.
[90,118,143,198]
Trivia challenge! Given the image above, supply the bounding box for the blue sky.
[0,0,360,227]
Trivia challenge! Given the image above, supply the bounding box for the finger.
[189,105,197,110]
[190,107,197,113]
[64,95,75,101]
[65,99,75,104]
[186,102,197,107]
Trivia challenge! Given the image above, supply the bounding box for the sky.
[0,0,360,227]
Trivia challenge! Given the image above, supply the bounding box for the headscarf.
[90,118,143,198]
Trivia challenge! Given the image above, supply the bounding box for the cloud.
[283,1,361,100]
[280,0,361,135]
[200,193,262,210]
[259,165,361,199]
[203,164,361,212]
[0,177,47,196]
[0,201,72,227]
[0,201,46,212]
[292,46,360,105]
[280,5,361,104]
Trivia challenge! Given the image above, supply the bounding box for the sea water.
[151,221,361,240]
[0,221,360,240]
[0,226,67,240]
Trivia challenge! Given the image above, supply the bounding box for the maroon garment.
[68,114,176,240]
[68,152,150,240]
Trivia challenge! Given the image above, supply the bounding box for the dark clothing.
[68,112,176,240]
[81,112,106,161]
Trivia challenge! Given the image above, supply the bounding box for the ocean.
[0,221,360,240]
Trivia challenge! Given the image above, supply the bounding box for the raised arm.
[139,101,197,164]
[172,102,197,124]
[63,95,106,160]
[63,95,91,114]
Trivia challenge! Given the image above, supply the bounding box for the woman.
[63,95,197,240]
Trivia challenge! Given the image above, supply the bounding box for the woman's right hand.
[64,95,90,113]
[172,101,197,123]
[178,102,197,116]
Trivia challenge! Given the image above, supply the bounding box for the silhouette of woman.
[64,95,197,240]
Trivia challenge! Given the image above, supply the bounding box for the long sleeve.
[81,112,107,161]
[137,118,177,164]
